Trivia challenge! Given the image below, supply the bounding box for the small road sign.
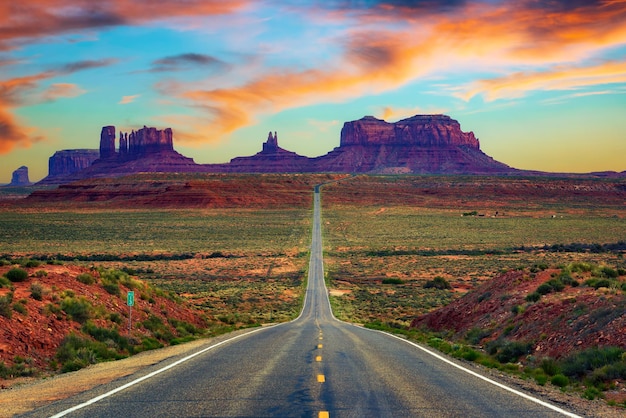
[127,291,135,306]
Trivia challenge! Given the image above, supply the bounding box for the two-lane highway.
[23,188,579,417]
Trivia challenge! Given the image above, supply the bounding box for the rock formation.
[38,114,538,185]
[49,150,100,177]
[225,131,314,173]
[9,166,31,186]
[314,115,513,174]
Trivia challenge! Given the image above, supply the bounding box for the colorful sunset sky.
[1,0,625,182]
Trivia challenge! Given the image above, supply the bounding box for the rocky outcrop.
[49,150,100,177]
[225,131,315,173]
[339,115,479,148]
[9,166,31,186]
[314,115,513,174]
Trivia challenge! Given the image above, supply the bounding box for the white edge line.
[49,325,276,418]
[315,187,580,418]
[50,191,326,417]
[358,326,582,418]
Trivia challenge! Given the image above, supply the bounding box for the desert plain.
[0,173,625,415]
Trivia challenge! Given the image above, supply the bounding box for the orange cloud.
[40,83,86,102]
[119,94,140,105]
[170,1,626,139]
[456,61,626,102]
[0,0,250,50]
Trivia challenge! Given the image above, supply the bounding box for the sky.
[1,0,625,182]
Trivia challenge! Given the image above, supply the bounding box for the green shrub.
[60,297,92,323]
[0,276,11,288]
[424,276,451,290]
[22,260,41,268]
[12,301,27,315]
[382,278,404,285]
[525,292,541,302]
[487,340,532,364]
[583,386,603,400]
[550,374,569,388]
[76,273,96,285]
[597,266,618,279]
[539,357,560,376]
[5,268,28,282]
[534,373,548,386]
[82,322,130,351]
[56,333,122,373]
[465,327,491,345]
[0,292,14,318]
[30,282,44,300]
[102,281,120,296]
[560,346,624,378]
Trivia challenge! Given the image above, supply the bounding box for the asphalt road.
[22,189,579,418]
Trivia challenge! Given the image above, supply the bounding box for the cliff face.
[48,150,100,177]
[225,131,314,173]
[315,115,512,174]
[9,166,31,186]
[339,115,480,148]
[39,115,525,185]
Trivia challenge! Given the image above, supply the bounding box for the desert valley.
[0,115,625,417]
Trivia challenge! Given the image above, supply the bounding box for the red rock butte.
[39,114,543,184]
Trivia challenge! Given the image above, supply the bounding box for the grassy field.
[321,201,625,326]
[0,207,312,326]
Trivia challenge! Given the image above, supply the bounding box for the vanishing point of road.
[22,187,580,418]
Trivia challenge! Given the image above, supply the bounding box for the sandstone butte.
[38,114,538,185]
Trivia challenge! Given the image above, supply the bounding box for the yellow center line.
[316,355,322,362]
[317,343,323,349]
[319,412,329,418]
[317,374,325,383]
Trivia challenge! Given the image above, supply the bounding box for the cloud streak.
[165,1,625,139]
[150,53,225,73]
[0,0,250,50]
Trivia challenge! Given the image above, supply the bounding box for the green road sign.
[127,291,135,307]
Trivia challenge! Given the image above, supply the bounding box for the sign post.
[127,291,135,335]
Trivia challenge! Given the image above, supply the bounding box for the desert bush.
[12,300,27,315]
[525,292,541,302]
[477,291,491,302]
[560,346,624,378]
[60,297,92,323]
[465,327,491,345]
[76,273,96,285]
[30,282,44,300]
[82,322,130,351]
[594,266,618,279]
[0,276,11,288]
[487,340,532,364]
[550,374,569,388]
[382,278,404,285]
[585,278,613,289]
[539,357,560,376]
[424,276,451,290]
[56,333,123,373]
[5,268,28,282]
[102,281,120,296]
[0,358,37,379]
[109,312,123,324]
[21,259,41,268]
[0,292,13,318]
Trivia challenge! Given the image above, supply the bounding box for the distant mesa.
[38,113,620,185]
[9,166,32,186]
